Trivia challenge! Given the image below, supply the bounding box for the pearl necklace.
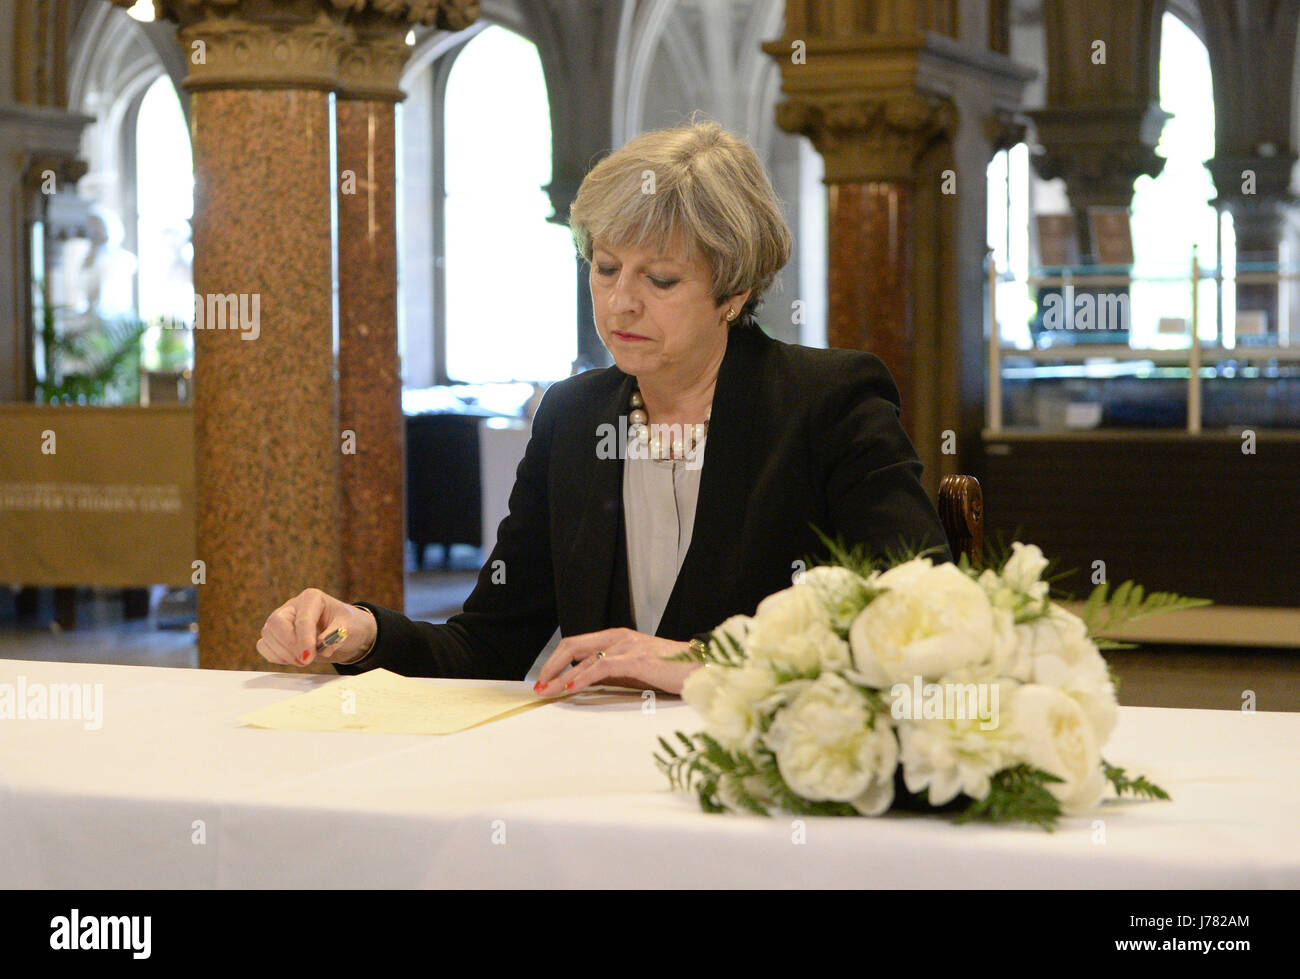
[628,387,710,461]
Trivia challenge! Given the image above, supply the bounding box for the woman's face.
[589,235,746,382]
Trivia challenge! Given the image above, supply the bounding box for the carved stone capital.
[1206,154,1298,207]
[1029,103,1168,211]
[108,1,479,93]
[984,109,1028,156]
[774,92,955,184]
[338,27,412,100]
[22,153,88,193]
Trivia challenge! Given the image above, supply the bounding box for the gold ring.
[595,650,606,660]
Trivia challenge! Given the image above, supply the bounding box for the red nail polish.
[538,682,548,690]
[565,681,574,690]
[300,650,311,662]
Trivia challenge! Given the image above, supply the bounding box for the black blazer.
[339,321,949,680]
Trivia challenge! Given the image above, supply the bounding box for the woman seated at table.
[257,119,949,695]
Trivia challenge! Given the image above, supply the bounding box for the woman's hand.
[534,627,702,696]
[256,588,378,668]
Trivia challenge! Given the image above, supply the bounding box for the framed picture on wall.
[1035,214,1079,267]
[1088,206,1135,266]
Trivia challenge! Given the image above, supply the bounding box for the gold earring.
[726,308,735,321]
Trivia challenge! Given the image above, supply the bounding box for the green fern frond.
[1081,580,1211,638]
[954,764,1064,831]
[1103,761,1170,800]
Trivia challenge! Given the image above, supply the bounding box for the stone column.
[764,1,1031,497]
[116,0,477,670]
[335,24,412,612]
[520,0,623,370]
[0,0,91,401]
[1028,1,1168,258]
[1200,0,1300,341]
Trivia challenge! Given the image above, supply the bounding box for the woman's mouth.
[611,330,649,343]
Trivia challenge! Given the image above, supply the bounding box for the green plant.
[34,275,149,404]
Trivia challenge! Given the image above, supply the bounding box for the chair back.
[938,474,983,568]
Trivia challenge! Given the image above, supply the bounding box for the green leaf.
[954,765,1064,831]
[1103,760,1171,801]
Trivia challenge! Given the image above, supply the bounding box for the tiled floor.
[2,550,1297,711]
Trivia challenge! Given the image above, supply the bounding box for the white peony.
[797,565,875,634]
[1016,605,1118,743]
[745,584,851,674]
[849,562,1015,688]
[1009,684,1107,815]
[681,661,779,753]
[896,693,1022,805]
[763,673,898,814]
[868,556,935,592]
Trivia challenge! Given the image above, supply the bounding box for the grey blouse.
[621,431,707,635]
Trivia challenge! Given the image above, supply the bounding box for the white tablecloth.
[1,659,1296,888]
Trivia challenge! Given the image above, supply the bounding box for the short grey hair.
[569,117,793,324]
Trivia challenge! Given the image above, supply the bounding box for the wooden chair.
[938,474,983,568]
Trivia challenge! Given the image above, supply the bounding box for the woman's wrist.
[334,605,378,664]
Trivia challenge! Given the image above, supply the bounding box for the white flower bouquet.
[657,541,1208,829]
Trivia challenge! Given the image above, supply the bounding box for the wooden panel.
[977,434,1300,607]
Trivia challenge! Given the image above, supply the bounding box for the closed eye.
[594,265,678,290]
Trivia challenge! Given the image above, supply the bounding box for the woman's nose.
[606,273,639,314]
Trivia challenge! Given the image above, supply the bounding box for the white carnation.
[896,697,1021,806]
[1016,606,1118,743]
[746,585,850,674]
[763,673,898,814]
[849,562,1015,687]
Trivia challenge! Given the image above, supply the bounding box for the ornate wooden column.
[764,5,956,441]
[764,1,1034,501]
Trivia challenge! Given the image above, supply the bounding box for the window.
[441,25,576,382]
[134,74,194,370]
[1129,11,1225,347]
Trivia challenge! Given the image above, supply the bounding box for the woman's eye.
[595,265,617,276]
[648,276,678,289]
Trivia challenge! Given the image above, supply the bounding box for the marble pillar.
[189,85,343,670]
[337,38,406,610]
[827,182,913,419]
[772,92,952,446]
[116,0,480,669]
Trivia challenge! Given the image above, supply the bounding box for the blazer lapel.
[558,370,636,635]
[655,324,766,638]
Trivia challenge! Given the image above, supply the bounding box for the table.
[1,659,1296,888]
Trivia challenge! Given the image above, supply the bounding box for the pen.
[315,626,348,654]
